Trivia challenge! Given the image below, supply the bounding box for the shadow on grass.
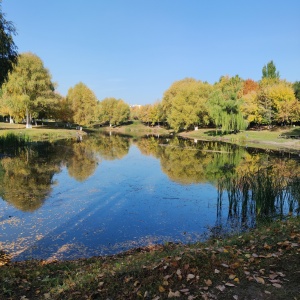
[278,127,300,139]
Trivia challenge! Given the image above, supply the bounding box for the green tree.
[0,2,18,86]
[207,76,247,133]
[293,81,300,100]
[162,78,212,132]
[66,82,98,126]
[0,52,55,125]
[262,60,280,79]
[98,97,130,126]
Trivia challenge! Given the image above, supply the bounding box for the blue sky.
[3,0,300,105]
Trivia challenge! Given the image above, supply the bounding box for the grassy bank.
[0,123,84,141]
[179,126,300,152]
[0,217,299,299]
[95,120,172,137]
[2,122,300,152]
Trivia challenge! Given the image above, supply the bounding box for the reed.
[218,166,300,229]
[0,132,30,154]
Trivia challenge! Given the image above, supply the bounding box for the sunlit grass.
[180,126,300,151]
[0,122,81,141]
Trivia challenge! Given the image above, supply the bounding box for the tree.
[255,80,296,126]
[98,97,130,126]
[242,79,259,95]
[293,81,300,100]
[262,60,280,79]
[0,2,18,86]
[264,81,296,124]
[0,52,55,125]
[207,76,247,133]
[66,82,98,126]
[138,102,164,126]
[162,78,212,132]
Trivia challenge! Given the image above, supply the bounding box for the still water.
[0,134,299,261]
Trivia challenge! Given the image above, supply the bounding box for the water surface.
[0,134,299,261]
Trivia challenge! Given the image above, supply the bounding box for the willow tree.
[207,76,247,134]
[0,52,54,126]
[66,82,98,126]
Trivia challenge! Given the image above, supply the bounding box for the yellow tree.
[98,97,130,126]
[0,52,55,125]
[66,82,98,126]
[268,81,296,124]
[257,79,296,125]
[162,78,212,132]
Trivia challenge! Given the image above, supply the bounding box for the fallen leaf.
[216,285,225,292]
[269,279,282,284]
[225,282,235,287]
[229,274,236,280]
[204,279,212,286]
[234,277,240,284]
[269,274,278,280]
[214,269,220,274]
[264,290,271,294]
[233,295,238,300]
[159,286,165,293]
[187,274,195,281]
[221,263,229,268]
[272,283,282,288]
[254,276,265,284]
[168,290,181,298]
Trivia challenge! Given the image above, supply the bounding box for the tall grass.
[0,132,30,154]
[217,167,300,231]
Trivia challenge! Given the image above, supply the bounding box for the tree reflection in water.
[135,136,300,233]
[0,133,131,211]
[0,133,299,256]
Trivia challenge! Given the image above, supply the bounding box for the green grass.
[0,123,82,142]
[0,217,299,299]
[179,126,300,152]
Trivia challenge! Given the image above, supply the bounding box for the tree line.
[1,4,299,132]
[136,64,300,133]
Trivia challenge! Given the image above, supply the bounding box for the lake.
[0,133,299,262]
